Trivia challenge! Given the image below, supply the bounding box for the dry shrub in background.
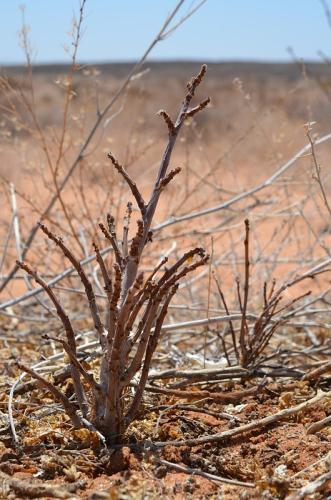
[214,219,327,369]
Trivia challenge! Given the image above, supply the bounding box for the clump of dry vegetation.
[1,1,331,498]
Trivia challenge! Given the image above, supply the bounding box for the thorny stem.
[120,65,210,303]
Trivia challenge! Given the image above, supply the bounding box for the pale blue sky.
[1,0,330,64]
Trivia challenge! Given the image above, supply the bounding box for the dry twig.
[155,458,255,488]
[153,390,331,447]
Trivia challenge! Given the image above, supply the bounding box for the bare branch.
[43,334,99,392]
[15,361,82,427]
[16,260,88,415]
[185,96,211,119]
[122,202,132,258]
[99,220,123,269]
[93,242,112,303]
[108,152,146,215]
[157,109,175,135]
[39,223,105,341]
[157,167,182,191]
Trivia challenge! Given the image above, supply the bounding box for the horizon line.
[0,57,326,68]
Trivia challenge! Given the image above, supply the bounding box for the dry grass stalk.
[16,66,210,443]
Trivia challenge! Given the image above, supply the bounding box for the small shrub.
[17,65,210,443]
